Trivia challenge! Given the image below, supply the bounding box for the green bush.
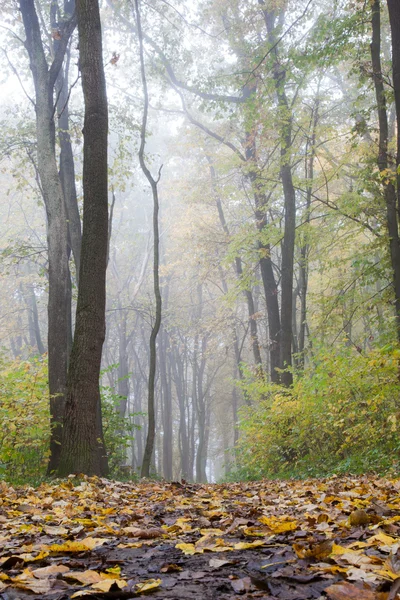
[0,356,138,483]
[232,345,400,480]
[0,355,49,483]
[100,382,140,479]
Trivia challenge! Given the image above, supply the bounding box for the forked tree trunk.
[58,0,109,476]
[262,4,297,386]
[19,0,75,473]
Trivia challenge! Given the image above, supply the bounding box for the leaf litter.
[0,475,400,598]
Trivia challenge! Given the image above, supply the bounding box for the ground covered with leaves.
[1,476,400,599]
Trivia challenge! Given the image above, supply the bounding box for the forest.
[0,0,400,487]
[2,0,400,598]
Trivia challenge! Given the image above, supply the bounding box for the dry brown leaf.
[325,581,377,599]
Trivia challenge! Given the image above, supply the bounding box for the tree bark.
[382,0,400,341]
[135,0,162,478]
[262,4,296,386]
[19,0,75,473]
[58,0,109,476]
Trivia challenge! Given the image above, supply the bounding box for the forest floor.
[0,475,400,599]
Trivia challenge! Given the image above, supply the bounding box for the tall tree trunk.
[19,0,75,473]
[208,159,264,374]
[298,96,319,367]
[56,49,82,282]
[171,340,191,480]
[26,283,45,355]
[117,309,129,420]
[136,0,162,478]
[381,0,400,341]
[58,0,109,476]
[262,4,296,386]
[160,326,173,480]
[245,150,281,382]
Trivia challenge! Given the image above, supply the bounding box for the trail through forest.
[0,475,400,599]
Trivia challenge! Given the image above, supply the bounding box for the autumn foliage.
[235,345,400,480]
[0,475,400,598]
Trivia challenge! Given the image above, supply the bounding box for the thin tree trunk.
[160,326,173,480]
[135,0,162,478]
[208,159,264,373]
[56,50,82,282]
[58,0,109,476]
[298,96,319,367]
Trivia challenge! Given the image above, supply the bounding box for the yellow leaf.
[15,551,49,562]
[234,540,265,550]
[91,578,127,592]
[330,543,350,556]
[258,516,297,533]
[106,565,121,575]
[243,527,268,537]
[117,542,143,549]
[367,533,397,546]
[135,578,162,593]
[45,537,108,553]
[175,542,197,555]
[65,570,103,584]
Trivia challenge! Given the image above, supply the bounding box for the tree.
[19,0,76,472]
[386,0,400,341]
[58,0,109,476]
[134,0,163,479]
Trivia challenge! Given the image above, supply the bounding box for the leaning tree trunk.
[58,0,109,476]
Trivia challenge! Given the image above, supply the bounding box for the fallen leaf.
[234,540,265,550]
[31,564,70,578]
[326,581,377,599]
[259,516,298,533]
[135,578,162,593]
[91,578,127,591]
[209,558,232,568]
[64,570,103,584]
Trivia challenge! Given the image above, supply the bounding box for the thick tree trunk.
[262,5,296,386]
[381,0,400,341]
[58,0,109,476]
[19,0,75,473]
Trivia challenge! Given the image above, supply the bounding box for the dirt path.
[0,475,399,599]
